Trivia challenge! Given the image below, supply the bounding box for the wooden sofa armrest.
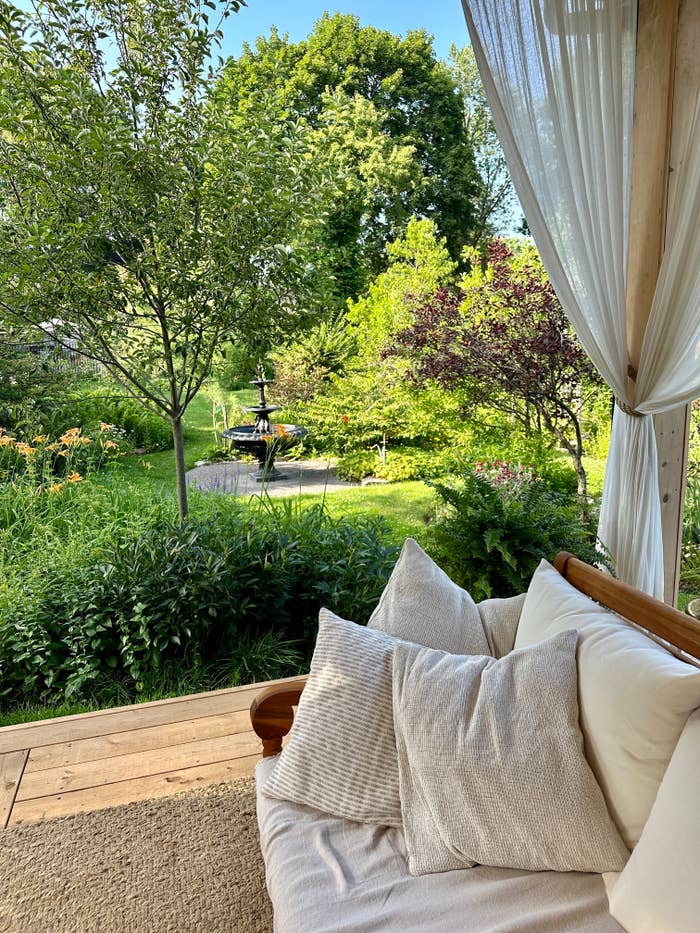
[250,676,307,757]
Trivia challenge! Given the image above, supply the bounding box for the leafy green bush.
[0,498,397,704]
[336,446,471,483]
[428,465,602,600]
[680,475,700,592]
[48,387,172,451]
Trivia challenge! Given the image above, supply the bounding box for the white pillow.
[515,560,700,848]
[476,593,526,657]
[392,631,629,874]
[608,708,700,932]
[368,538,490,655]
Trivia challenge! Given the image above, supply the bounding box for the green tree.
[0,321,73,434]
[347,217,457,355]
[449,45,516,242]
[390,240,604,505]
[0,0,331,519]
[219,14,479,297]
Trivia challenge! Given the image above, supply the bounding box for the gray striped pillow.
[262,609,404,824]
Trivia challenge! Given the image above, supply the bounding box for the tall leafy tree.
[219,14,480,297]
[390,240,603,503]
[449,45,516,242]
[0,0,331,518]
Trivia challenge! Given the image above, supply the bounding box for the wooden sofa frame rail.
[250,551,700,756]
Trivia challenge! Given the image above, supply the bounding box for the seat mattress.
[256,758,623,933]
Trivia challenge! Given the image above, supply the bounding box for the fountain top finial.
[256,361,266,382]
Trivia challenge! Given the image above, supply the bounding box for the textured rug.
[0,778,273,933]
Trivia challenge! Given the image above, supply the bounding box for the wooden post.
[627,0,699,604]
[625,0,677,390]
[656,0,699,604]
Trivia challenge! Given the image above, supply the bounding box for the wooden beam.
[655,405,690,603]
[625,0,678,391]
[654,0,700,603]
[626,1,700,604]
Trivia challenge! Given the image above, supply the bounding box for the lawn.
[101,386,257,492]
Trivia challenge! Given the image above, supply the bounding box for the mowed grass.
[96,383,437,546]
[96,387,257,492]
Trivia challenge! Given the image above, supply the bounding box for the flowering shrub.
[0,424,124,489]
[472,460,536,497]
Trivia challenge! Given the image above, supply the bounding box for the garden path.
[186,458,359,497]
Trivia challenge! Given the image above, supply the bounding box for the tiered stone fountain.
[222,364,307,481]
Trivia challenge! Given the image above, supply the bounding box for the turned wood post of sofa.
[250,677,307,757]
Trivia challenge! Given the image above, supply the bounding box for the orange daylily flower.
[67,471,83,483]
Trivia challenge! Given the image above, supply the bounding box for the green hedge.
[0,498,397,704]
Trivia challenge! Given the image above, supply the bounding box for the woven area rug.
[0,777,273,933]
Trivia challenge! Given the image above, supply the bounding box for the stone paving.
[185,458,358,498]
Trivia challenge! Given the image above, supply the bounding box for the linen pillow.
[476,592,526,657]
[392,631,629,874]
[514,559,700,848]
[263,610,404,824]
[608,708,700,932]
[368,537,490,655]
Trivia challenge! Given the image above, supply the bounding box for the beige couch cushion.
[514,559,700,848]
[256,755,625,933]
[368,537,490,655]
[392,631,629,874]
[609,708,700,932]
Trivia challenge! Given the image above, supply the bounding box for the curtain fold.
[463,0,700,598]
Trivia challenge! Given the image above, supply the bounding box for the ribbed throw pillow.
[392,631,629,874]
[515,559,700,848]
[262,610,405,825]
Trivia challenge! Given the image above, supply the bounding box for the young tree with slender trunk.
[0,0,332,519]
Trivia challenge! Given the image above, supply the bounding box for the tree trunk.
[571,451,588,504]
[171,415,188,521]
[541,406,589,518]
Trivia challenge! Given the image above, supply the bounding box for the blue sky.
[220,1,470,61]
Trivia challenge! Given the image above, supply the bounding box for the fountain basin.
[222,424,308,481]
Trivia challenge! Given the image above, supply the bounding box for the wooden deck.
[0,675,301,828]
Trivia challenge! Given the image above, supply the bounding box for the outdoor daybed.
[250,545,700,932]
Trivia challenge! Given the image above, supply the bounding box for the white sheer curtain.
[462,0,700,598]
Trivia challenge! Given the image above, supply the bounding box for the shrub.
[0,498,397,704]
[47,387,172,451]
[272,316,356,407]
[428,464,602,600]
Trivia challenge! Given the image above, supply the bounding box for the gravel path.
[186,458,359,498]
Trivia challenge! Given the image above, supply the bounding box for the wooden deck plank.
[0,675,302,736]
[8,754,261,825]
[0,679,301,755]
[1,749,28,828]
[18,729,261,800]
[26,709,251,772]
